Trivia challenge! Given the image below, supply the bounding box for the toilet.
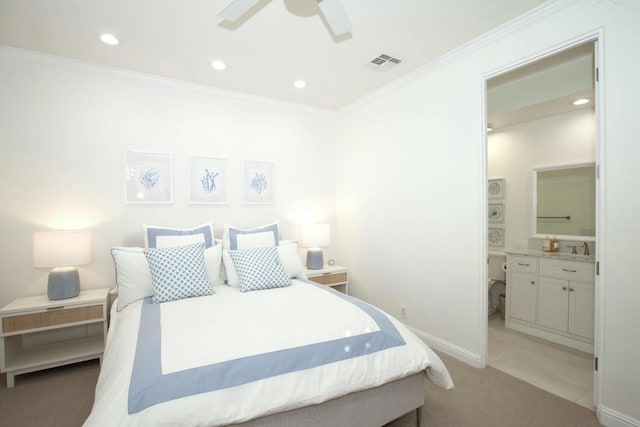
[488,254,506,315]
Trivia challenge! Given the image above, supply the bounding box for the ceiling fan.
[218,0,352,36]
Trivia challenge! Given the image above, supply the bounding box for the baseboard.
[409,326,484,368]
[598,405,640,427]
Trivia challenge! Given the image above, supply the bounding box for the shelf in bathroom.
[505,249,595,263]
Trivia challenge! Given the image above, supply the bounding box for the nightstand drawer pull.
[46,306,65,311]
[562,268,577,273]
[2,305,103,333]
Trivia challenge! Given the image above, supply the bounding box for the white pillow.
[278,243,307,280]
[111,245,223,309]
[204,244,223,285]
[222,249,240,286]
[223,242,305,286]
[222,222,279,250]
[111,247,153,311]
[143,221,214,248]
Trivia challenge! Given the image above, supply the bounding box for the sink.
[543,252,595,263]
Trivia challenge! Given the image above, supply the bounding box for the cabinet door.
[568,281,595,339]
[538,276,569,332]
[509,272,538,323]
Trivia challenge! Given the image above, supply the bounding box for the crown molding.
[0,44,334,116]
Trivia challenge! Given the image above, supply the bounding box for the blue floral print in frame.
[188,156,228,205]
[125,151,173,204]
[242,160,275,204]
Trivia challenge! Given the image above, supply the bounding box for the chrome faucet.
[580,242,590,256]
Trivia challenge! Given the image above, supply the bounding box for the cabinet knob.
[562,286,568,291]
[569,287,575,292]
[531,280,536,285]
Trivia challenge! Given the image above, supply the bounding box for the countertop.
[505,249,595,263]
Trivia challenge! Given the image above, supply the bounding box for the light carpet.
[0,352,601,426]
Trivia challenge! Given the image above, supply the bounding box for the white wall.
[0,49,337,308]
[488,108,595,250]
[336,1,640,424]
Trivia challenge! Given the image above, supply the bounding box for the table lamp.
[33,230,91,300]
[301,224,330,270]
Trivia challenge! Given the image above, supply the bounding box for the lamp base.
[48,267,80,300]
[306,248,324,270]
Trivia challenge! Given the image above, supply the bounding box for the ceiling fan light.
[293,80,307,89]
[99,33,119,46]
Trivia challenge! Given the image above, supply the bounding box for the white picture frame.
[188,155,228,205]
[488,178,505,199]
[488,228,505,247]
[488,202,505,224]
[242,160,275,205]
[125,150,173,204]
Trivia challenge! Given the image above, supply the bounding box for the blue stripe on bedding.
[128,283,406,414]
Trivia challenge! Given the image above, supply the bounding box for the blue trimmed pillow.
[143,221,214,249]
[223,222,279,250]
[228,247,291,292]
[144,243,213,303]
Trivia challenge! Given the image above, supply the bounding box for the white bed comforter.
[85,281,453,427]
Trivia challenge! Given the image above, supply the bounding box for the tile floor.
[487,313,594,410]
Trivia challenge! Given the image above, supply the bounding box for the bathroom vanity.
[506,250,595,353]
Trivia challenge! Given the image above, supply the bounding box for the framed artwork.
[488,178,505,199]
[488,228,505,247]
[488,203,505,224]
[125,151,173,204]
[242,160,275,205]
[188,156,228,205]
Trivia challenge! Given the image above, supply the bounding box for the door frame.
[479,29,605,410]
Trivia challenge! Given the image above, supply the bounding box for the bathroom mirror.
[533,163,596,240]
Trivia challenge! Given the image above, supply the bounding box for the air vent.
[367,54,402,71]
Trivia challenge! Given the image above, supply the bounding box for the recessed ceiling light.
[211,60,227,71]
[572,98,589,106]
[487,126,494,132]
[99,33,120,46]
[293,80,307,89]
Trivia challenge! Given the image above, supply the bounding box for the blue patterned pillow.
[228,247,291,292]
[144,243,213,303]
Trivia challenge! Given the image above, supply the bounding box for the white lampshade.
[300,223,330,248]
[34,231,91,267]
[34,230,91,300]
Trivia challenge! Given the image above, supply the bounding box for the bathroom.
[485,41,597,409]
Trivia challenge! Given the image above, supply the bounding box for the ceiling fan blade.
[317,0,352,36]
[218,0,262,21]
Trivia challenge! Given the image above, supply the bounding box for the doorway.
[482,36,603,410]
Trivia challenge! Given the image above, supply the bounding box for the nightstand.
[305,265,349,294]
[0,288,109,388]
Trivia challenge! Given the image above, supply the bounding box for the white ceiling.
[0,0,548,110]
[488,42,595,130]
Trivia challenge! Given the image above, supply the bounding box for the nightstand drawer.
[2,305,103,334]
[308,272,348,285]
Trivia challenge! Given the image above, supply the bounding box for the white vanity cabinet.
[508,257,539,324]
[506,252,595,353]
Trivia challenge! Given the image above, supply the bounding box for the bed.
[84,223,453,426]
